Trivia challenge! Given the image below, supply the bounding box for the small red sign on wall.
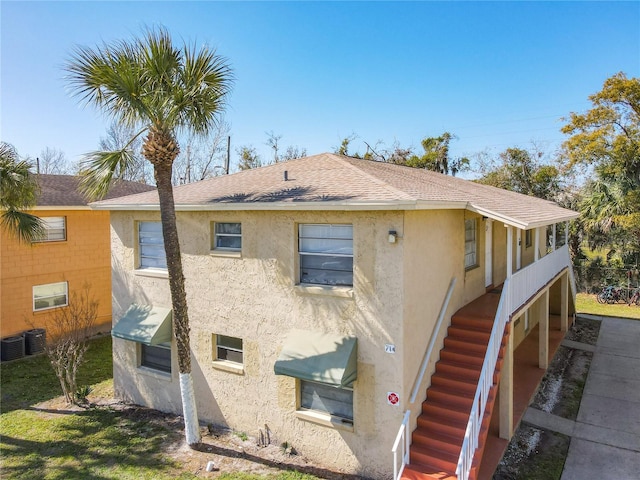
[387,392,400,406]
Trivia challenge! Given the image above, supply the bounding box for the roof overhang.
[32,206,93,211]
[89,199,466,212]
[92,198,578,229]
[467,204,580,230]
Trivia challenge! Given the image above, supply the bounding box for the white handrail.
[410,277,457,403]
[392,410,411,480]
[392,277,456,480]
[456,279,511,480]
[456,244,574,480]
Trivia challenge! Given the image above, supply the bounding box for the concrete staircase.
[401,291,509,480]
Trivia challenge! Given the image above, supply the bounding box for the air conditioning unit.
[1,335,25,362]
[24,329,46,355]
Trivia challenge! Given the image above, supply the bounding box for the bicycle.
[628,287,640,306]
[597,285,627,304]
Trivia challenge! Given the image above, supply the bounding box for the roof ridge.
[331,154,415,200]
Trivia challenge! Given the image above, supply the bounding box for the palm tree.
[65,27,233,446]
[0,142,44,243]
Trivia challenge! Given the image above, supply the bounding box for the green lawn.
[0,335,322,480]
[576,293,640,320]
[0,335,196,480]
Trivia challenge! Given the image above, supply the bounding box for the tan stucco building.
[95,154,578,480]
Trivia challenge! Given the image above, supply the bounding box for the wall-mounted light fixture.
[388,230,398,244]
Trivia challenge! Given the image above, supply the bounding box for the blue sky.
[1,1,639,174]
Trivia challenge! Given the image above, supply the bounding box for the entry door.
[485,219,493,287]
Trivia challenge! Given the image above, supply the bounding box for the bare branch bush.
[40,283,99,405]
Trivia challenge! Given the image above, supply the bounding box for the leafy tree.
[65,26,233,446]
[475,147,562,200]
[0,142,44,242]
[338,132,468,176]
[562,72,640,186]
[236,146,262,170]
[334,134,360,157]
[561,73,640,266]
[405,132,469,176]
[281,145,307,161]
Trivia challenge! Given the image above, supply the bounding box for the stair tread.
[444,335,488,346]
[437,358,483,370]
[423,398,472,416]
[448,324,492,335]
[435,359,482,381]
[427,384,475,399]
[411,443,459,462]
[413,428,464,447]
[413,421,467,445]
[402,463,457,480]
[432,372,478,386]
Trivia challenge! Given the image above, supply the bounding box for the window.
[464,218,478,269]
[213,222,242,251]
[300,380,353,422]
[33,282,68,311]
[141,343,171,373]
[214,334,243,364]
[138,222,166,269]
[525,229,532,248]
[299,224,353,286]
[34,216,66,242]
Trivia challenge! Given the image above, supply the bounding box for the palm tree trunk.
[154,162,201,446]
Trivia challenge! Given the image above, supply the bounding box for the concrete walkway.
[523,315,640,479]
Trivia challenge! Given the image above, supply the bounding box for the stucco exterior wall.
[492,221,507,287]
[109,206,552,477]
[110,209,405,478]
[1,209,112,337]
[401,210,466,424]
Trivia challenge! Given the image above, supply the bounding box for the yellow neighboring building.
[0,174,154,339]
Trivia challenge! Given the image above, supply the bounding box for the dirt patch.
[494,316,600,479]
[32,396,363,479]
[494,425,570,480]
[564,317,601,346]
[531,346,592,420]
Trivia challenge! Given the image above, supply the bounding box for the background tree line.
[4,72,639,291]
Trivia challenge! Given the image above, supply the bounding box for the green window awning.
[274,329,357,388]
[111,304,172,346]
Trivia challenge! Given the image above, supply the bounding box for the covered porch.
[478,313,566,479]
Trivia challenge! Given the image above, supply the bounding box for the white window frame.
[138,221,167,270]
[212,222,242,251]
[140,343,171,374]
[525,229,532,248]
[34,216,66,242]
[298,224,353,286]
[33,281,68,311]
[299,380,354,424]
[213,334,243,365]
[464,218,478,270]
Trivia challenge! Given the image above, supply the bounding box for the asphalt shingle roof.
[91,153,578,229]
[36,174,155,207]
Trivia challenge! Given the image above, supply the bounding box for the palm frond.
[1,209,45,243]
[78,149,138,200]
[66,25,233,166]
